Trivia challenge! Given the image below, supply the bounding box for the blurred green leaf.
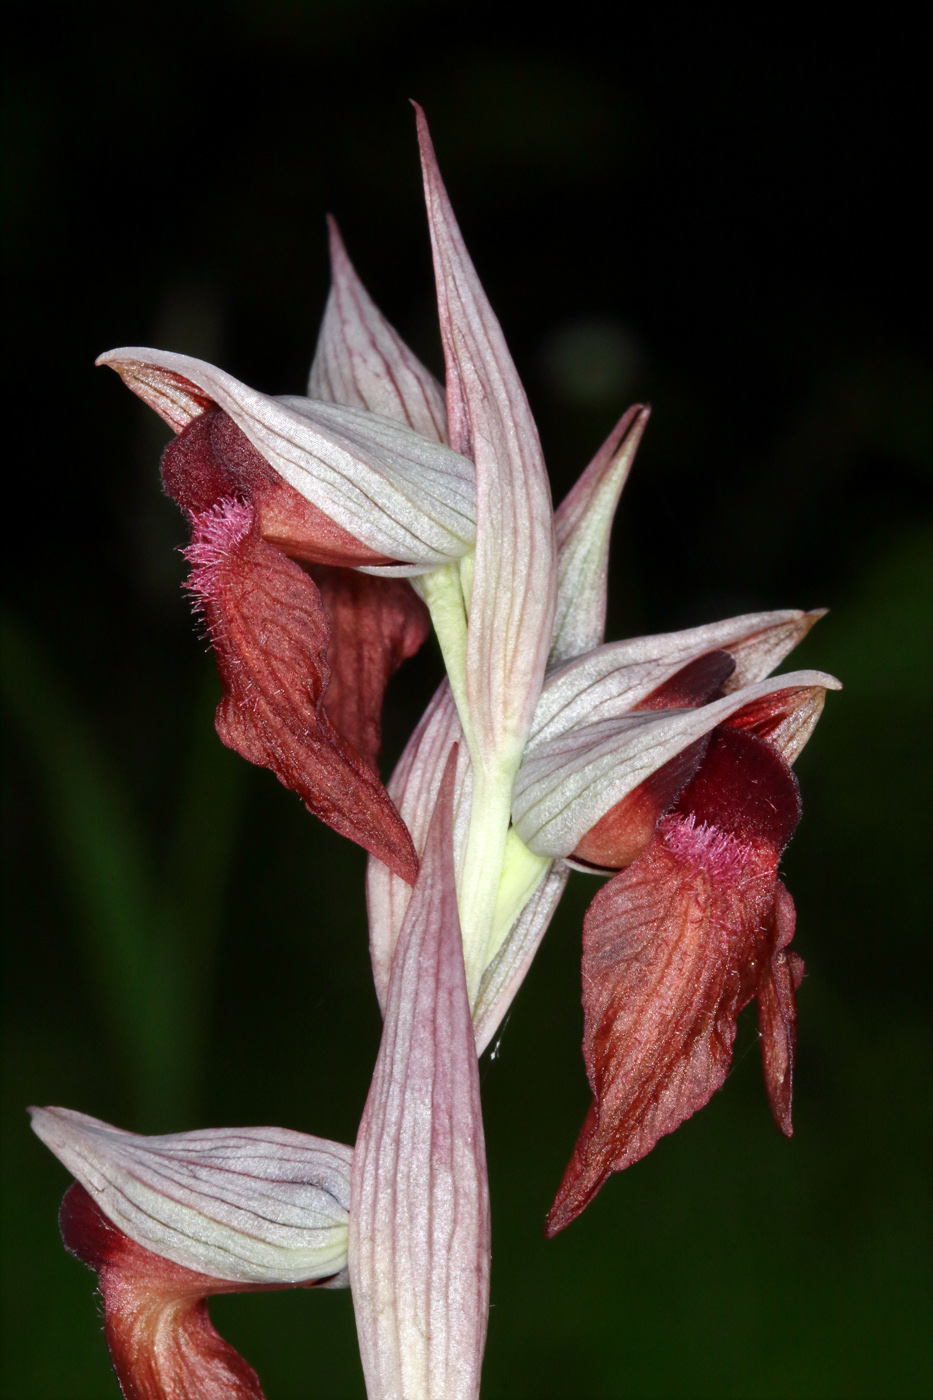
[1,613,242,1127]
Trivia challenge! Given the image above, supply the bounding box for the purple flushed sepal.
[416,106,556,772]
[550,404,651,665]
[513,666,840,861]
[30,1108,352,1285]
[97,346,475,569]
[309,216,449,443]
[30,1109,354,1398]
[350,750,491,1400]
[413,106,559,1006]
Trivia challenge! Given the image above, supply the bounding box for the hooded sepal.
[514,669,839,861]
[309,217,448,443]
[98,346,475,568]
[350,751,491,1400]
[531,609,829,750]
[30,1108,352,1285]
[567,648,736,868]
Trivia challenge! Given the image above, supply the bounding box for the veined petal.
[98,347,475,567]
[415,107,556,769]
[416,106,557,998]
[276,396,476,568]
[163,405,392,567]
[569,738,711,872]
[308,216,448,443]
[723,679,833,765]
[366,681,472,1012]
[569,650,734,870]
[514,670,840,859]
[551,406,650,665]
[350,753,490,1400]
[31,1108,352,1285]
[531,609,828,747]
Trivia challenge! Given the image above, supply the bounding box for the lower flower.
[30,1110,352,1398]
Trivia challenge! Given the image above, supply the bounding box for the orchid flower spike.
[30,1108,352,1398]
[60,103,841,1400]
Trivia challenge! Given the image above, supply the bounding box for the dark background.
[3,3,931,1396]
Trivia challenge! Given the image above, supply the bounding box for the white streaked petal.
[366,680,472,1012]
[530,609,828,746]
[720,608,827,690]
[350,754,490,1400]
[97,348,475,566]
[308,216,449,443]
[30,1107,351,1286]
[551,406,650,665]
[416,108,556,772]
[472,864,569,1055]
[513,670,841,858]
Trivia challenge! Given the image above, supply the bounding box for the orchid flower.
[33,106,837,1400]
[30,750,489,1400]
[96,324,477,884]
[30,1108,353,1398]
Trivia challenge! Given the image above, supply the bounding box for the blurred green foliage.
[2,2,930,1396]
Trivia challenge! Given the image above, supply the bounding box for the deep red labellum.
[549,725,805,1235]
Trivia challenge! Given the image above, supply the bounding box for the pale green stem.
[413,563,476,754]
[457,759,517,1001]
[416,556,546,1003]
[487,828,551,966]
